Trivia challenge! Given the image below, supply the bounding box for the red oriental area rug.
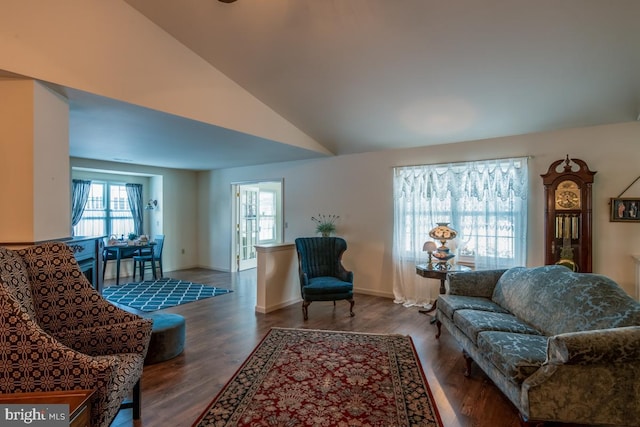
[192,328,443,427]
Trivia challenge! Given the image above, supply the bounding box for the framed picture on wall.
[610,198,640,222]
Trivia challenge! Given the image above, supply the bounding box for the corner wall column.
[255,243,301,313]
[0,79,70,244]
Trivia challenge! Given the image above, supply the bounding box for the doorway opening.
[232,180,284,271]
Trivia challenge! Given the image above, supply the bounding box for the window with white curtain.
[73,181,135,238]
[392,157,528,307]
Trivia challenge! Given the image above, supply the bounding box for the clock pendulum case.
[541,156,596,272]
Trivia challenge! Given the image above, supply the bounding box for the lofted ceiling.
[68,0,640,170]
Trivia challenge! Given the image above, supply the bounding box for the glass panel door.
[233,180,284,272]
[238,186,259,270]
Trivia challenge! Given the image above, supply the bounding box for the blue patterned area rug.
[103,278,233,311]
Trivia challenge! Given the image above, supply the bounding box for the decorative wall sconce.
[145,200,158,210]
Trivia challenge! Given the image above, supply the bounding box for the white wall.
[198,121,640,298]
[71,158,199,274]
[34,82,70,240]
[0,79,70,243]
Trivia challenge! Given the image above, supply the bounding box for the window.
[394,157,528,269]
[73,181,135,238]
[258,190,277,242]
[392,157,528,307]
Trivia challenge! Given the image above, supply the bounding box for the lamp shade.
[423,241,437,253]
[429,222,457,246]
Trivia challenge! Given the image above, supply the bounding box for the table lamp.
[423,241,437,268]
[428,222,457,269]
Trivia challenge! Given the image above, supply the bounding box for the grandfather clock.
[541,156,596,272]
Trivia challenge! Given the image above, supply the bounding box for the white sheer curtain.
[392,157,528,307]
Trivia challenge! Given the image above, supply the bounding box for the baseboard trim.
[255,297,302,314]
[353,287,394,299]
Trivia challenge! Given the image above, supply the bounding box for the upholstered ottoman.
[144,313,186,365]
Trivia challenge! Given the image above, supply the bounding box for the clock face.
[555,180,581,210]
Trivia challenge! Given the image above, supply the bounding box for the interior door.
[237,186,259,270]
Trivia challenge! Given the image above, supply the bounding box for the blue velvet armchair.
[295,237,355,320]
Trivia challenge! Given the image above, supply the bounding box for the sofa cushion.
[477,331,548,384]
[304,277,353,295]
[492,265,640,336]
[448,269,507,297]
[0,247,36,319]
[454,309,541,344]
[438,295,509,321]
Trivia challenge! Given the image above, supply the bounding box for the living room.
[2,2,640,298]
[65,121,640,298]
[1,2,640,426]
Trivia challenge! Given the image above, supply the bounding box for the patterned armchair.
[295,237,355,320]
[0,242,153,427]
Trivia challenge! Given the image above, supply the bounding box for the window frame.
[73,181,135,238]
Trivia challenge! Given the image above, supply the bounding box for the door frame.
[230,179,284,272]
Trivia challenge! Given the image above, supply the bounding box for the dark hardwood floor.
[105,268,594,427]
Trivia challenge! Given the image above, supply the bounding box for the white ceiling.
[68,0,640,170]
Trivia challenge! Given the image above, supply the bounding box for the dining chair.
[102,241,137,281]
[133,235,165,281]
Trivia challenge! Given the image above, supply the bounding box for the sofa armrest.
[523,360,640,425]
[447,269,507,297]
[547,326,640,365]
[524,329,640,425]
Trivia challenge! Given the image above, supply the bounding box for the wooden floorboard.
[105,268,596,427]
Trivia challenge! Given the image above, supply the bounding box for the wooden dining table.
[104,242,156,286]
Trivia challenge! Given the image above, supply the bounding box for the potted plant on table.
[311,214,339,237]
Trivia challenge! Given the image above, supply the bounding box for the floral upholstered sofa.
[0,242,153,427]
[435,265,640,426]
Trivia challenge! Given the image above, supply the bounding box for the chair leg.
[102,259,108,280]
[348,298,355,317]
[119,379,142,419]
[133,379,141,420]
[151,259,157,280]
[302,300,311,320]
[463,351,473,377]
